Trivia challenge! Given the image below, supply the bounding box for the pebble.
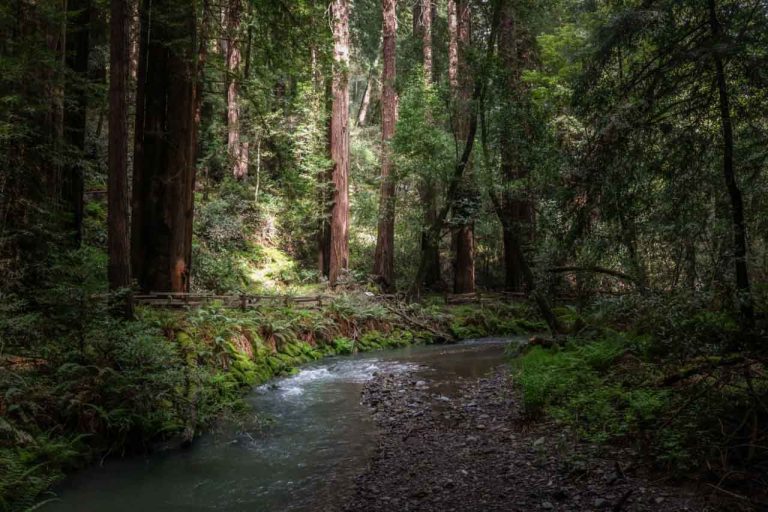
[344,367,711,512]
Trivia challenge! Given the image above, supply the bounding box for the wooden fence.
[132,291,532,309]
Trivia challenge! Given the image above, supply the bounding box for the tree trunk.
[131,0,198,293]
[328,0,350,287]
[63,0,90,245]
[491,194,561,334]
[108,0,133,315]
[447,0,458,91]
[356,76,373,127]
[419,178,441,288]
[226,0,248,180]
[708,0,754,330]
[497,0,534,292]
[356,48,379,127]
[421,0,432,82]
[373,0,398,291]
[451,0,475,294]
[413,77,483,292]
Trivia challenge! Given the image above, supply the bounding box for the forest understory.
[2,0,768,509]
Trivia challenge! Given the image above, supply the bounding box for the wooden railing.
[132,291,533,309]
[133,292,334,309]
[442,291,527,305]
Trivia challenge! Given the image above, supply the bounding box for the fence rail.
[131,291,534,309]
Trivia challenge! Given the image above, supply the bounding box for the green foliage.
[516,296,768,475]
[332,337,354,355]
[449,303,546,339]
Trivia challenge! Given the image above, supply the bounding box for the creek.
[44,337,520,512]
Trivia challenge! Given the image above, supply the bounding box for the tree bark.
[708,0,754,330]
[108,0,133,315]
[491,193,561,334]
[356,47,380,127]
[328,0,350,287]
[131,0,198,293]
[447,0,458,91]
[356,74,373,127]
[226,0,248,180]
[421,0,432,82]
[373,0,398,291]
[419,178,442,288]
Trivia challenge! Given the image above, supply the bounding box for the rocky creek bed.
[342,366,725,512]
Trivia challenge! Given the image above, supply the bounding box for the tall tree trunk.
[356,76,373,127]
[708,0,754,330]
[451,0,475,293]
[373,0,398,291]
[421,0,432,82]
[108,0,132,315]
[447,0,458,91]
[63,0,90,245]
[356,49,380,127]
[497,0,534,292]
[226,0,248,180]
[328,0,350,287]
[491,193,561,334]
[131,0,198,292]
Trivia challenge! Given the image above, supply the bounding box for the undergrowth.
[0,286,538,511]
[514,293,768,497]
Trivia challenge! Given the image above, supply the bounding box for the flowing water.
[44,337,520,512]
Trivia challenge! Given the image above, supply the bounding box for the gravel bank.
[341,366,725,512]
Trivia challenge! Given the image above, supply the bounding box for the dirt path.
[341,366,723,512]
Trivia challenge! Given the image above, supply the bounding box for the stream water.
[44,337,520,512]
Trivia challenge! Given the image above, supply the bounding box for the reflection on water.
[44,337,521,512]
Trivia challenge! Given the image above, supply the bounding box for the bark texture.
[447,0,458,91]
[329,0,350,287]
[373,0,398,291]
[421,0,432,82]
[131,0,198,292]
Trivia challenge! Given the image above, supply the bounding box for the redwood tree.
[373,0,398,290]
[226,0,249,180]
[328,0,350,287]
[131,0,198,292]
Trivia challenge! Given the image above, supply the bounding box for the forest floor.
[341,365,735,512]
